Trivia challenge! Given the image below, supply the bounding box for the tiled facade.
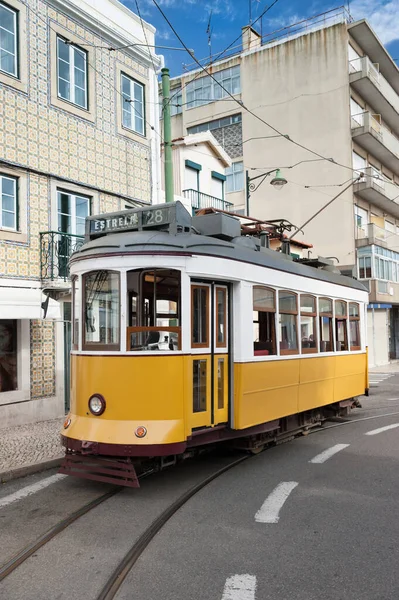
[0,0,161,427]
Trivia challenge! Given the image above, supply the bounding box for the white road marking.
[365,423,399,436]
[0,474,66,509]
[255,481,298,524]
[221,575,257,600]
[309,443,350,464]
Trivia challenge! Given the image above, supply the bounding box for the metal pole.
[287,179,358,241]
[161,67,174,203]
[246,169,250,216]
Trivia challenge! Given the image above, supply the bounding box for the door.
[190,282,229,431]
[63,302,72,412]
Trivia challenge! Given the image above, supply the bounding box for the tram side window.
[300,295,317,353]
[72,275,79,349]
[83,270,120,350]
[349,302,361,350]
[126,269,181,351]
[253,286,276,356]
[319,298,333,352]
[335,300,348,351]
[192,285,209,348]
[279,291,298,354]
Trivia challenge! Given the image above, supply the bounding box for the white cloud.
[349,0,399,44]
[156,29,172,41]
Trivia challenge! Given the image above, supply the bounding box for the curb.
[0,456,63,484]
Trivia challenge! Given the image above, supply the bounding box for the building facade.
[0,0,161,427]
[166,9,399,366]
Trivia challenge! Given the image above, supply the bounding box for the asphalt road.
[1,374,399,600]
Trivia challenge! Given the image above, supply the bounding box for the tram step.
[59,454,140,488]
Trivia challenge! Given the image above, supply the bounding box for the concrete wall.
[240,23,355,264]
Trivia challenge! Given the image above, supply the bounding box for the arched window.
[279,291,298,354]
[253,286,276,356]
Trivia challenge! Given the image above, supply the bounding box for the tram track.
[0,487,121,582]
[2,409,398,592]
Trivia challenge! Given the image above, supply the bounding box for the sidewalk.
[370,361,399,374]
[0,418,64,482]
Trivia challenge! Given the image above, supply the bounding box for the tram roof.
[73,228,367,293]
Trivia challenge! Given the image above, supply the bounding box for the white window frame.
[226,161,244,193]
[121,73,145,136]
[0,1,17,77]
[57,190,90,237]
[57,36,88,109]
[186,65,240,108]
[0,174,17,231]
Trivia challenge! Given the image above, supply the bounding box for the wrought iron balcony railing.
[182,189,234,213]
[40,231,84,281]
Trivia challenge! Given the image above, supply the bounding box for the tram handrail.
[126,326,182,351]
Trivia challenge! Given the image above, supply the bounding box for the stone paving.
[0,418,64,473]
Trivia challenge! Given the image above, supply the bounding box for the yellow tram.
[60,202,369,486]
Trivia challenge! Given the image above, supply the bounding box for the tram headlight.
[88,394,106,416]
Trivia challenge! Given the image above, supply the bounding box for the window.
[253,286,276,356]
[57,37,88,109]
[186,65,240,108]
[348,44,362,73]
[72,276,79,349]
[192,285,209,347]
[300,295,317,354]
[226,161,244,193]
[187,114,242,134]
[216,287,227,348]
[358,255,372,278]
[279,291,298,354]
[126,269,181,351]
[349,303,361,350]
[319,298,333,352]
[57,190,90,237]
[0,174,17,230]
[335,300,348,352]
[350,98,364,127]
[193,359,207,412]
[121,73,145,136]
[352,151,366,180]
[170,88,182,116]
[354,205,368,232]
[83,271,120,350]
[0,2,17,77]
[0,319,17,392]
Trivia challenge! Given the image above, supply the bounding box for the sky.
[122,0,399,76]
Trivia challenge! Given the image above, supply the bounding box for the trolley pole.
[161,67,174,203]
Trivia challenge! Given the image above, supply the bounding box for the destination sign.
[86,202,192,240]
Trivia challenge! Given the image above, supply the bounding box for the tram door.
[190,282,229,430]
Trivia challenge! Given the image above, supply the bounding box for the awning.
[0,287,61,320]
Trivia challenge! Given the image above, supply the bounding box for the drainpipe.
[161,67,174,203]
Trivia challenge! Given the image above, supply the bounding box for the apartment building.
[0,0,161,427]
[166,8,399,366]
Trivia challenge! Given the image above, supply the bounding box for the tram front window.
[127,269,181,351]
[83,270,120,350]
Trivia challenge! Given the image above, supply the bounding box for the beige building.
[0,0,161,427]
[166,8,399,366]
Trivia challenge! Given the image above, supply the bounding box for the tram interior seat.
[254,341,273,356]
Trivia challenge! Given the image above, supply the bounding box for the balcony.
[40,231,84,285]
[355,222,399,251]
[349,57,399,136]
[351,112,399,176]
[182,189,234,213]
[354,167,399,218]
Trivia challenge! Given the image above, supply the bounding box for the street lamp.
[246,168,287,216]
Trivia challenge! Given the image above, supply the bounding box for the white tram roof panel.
[77,202,368,293]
